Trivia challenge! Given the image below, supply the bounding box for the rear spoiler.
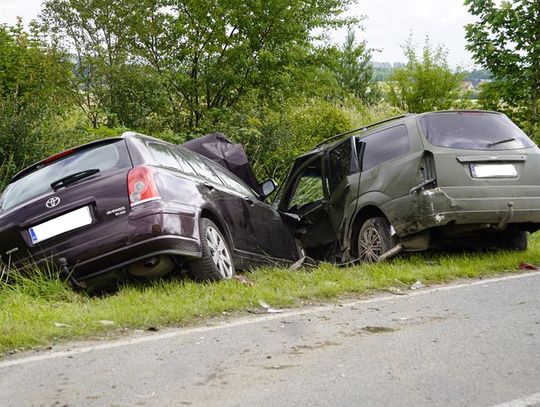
[9,138,124,184]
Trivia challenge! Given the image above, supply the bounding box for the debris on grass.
[519,262,538,271]
[54,322,72,328]
[410,281,426,290]
[387,287,406,295]
[259,300,284,313]
[289,256,305,271]
[233,274,253,286]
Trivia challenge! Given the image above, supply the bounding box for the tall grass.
[1,234,540,354]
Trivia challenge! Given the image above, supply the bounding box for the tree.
[464,0,540,137]
[0,22,72,183]
[41,0,169,130]
[387,36,465,113]
[330,28,376,102]
[41,0,358,131]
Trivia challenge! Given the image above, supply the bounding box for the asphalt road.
[1,272,540,407]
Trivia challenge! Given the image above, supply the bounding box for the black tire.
[188,218,236,281]
[500,229,528,251]
[356,217,395,263]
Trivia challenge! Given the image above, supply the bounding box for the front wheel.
[189,218,235,281]
[356,217,395,263]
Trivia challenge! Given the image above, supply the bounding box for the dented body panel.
[278,110,540,261]
[0,133,300,289]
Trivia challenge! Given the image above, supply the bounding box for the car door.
[277,139,363,260]
[325,137,364,246]
[206,161,298,261]
[172,148,256,254]
[277,153,338,258]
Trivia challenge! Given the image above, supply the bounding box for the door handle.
[203,181,215,191]
[244,197,255,206]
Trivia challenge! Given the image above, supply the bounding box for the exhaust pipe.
[58,257,87,290]
[495,202,514,230]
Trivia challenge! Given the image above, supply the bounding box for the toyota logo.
[46,197,61,208]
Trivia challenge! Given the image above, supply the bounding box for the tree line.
[0,0,538,189]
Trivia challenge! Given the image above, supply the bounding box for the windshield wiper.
[50,169,100,190]
[487,137,516,148]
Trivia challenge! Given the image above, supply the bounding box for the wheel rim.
[205,225,233,279]
[358,226,383,262]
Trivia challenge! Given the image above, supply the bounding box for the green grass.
[2,234,540,354]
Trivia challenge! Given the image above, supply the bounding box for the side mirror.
[259,179,277,199]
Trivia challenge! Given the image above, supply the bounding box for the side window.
[207,161,256,197]
[328,139,354,192]
[361,125,409,170]
[287,161,324,212]
[179,150,222,184]
[147,142,181,170]
[171,148,198,176]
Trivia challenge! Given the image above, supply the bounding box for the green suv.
[275,110,540,262]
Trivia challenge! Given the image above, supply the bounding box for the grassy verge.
[2,234,540,354]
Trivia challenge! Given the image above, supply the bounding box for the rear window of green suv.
[419,112,534,150]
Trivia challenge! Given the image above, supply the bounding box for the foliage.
[189,96,401,183]
[328,28,378,102]
[42,0,358,131]
[1,0,396,191]
[465,0,540,139]
[0,22,73,185]
[386,36,466,113]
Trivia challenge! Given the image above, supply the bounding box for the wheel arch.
[199,207,235,250]
[347,205,389,257]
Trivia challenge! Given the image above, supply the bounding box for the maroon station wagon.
[0,132,301,290]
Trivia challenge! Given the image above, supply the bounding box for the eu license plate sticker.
[29,206,93,244]
[470,163,517,178]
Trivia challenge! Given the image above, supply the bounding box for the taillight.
[128,166,161,207]
[41,148,77,165]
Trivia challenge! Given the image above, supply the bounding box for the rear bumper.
[73,234,201,282]
[388,187,540,236]
[12,203,202,283]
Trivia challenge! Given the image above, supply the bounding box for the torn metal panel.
[277,110,540,262]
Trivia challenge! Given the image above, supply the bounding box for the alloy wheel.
[205,225,234,279]
[358,226,383,262]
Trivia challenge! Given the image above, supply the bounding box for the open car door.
[278,138,363,261]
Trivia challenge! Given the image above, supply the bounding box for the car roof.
[299,109,503,158]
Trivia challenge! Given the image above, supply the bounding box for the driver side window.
[287,162,324,212]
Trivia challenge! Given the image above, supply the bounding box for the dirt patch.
[288,341,341,355]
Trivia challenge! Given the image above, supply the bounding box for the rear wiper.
[487,137,516,147]
[50,169,100,190]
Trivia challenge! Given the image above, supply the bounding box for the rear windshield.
[418,112,534,150]
[0,140,131,212]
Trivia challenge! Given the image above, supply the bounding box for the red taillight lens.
[128,166,161,207]
[41,148,77,165]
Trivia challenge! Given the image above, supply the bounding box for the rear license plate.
[29,206,93,244]
[470,163,517,178]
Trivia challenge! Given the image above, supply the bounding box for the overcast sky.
[0,0,476,67]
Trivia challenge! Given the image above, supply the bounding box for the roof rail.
[314,114,409,148]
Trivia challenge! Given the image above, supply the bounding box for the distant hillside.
[371,62,491,85]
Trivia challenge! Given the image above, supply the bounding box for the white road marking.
[0,271,538,369]
[490,392,540,407]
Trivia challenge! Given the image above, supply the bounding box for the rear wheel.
[356,217,395,263]
[189,218,235,281]
[500,229,528,251]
